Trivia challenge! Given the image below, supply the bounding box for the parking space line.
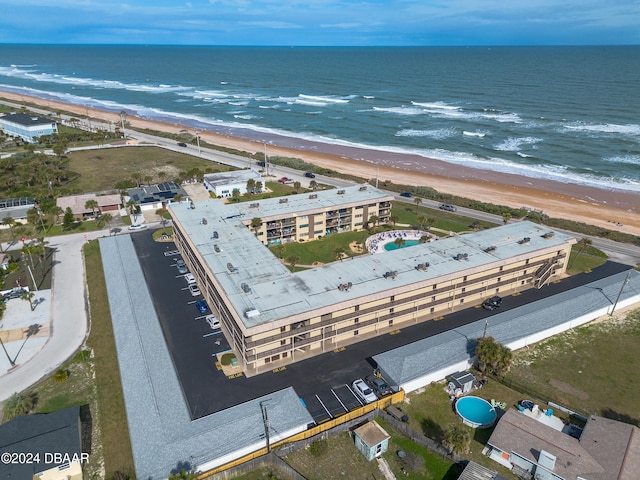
[202,331,220,338]
[315,394,333,419]
[330,388,349,413]
[346,384,364,406]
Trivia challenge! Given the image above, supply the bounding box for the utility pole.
[264,143,269,176]
[609,271,631,316]
[261,401,270,453]
[194,128,201,155]
[119,110,127,138]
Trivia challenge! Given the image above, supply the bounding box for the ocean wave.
[372,106,426,116]
[0,64,191,94]
[396,128,457,139]
[564,122,640,136]
[463,131,486,138]
[3,84,638,194]
[494,137,542,152]
[412,101,460,111]
[603,154,640,166]
[233,114,259,120]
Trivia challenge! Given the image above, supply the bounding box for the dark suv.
[365,375,392,397]
[483,296,503,311]
[304,172,316,178]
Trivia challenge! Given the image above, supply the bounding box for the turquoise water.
[455,396,496,427]
[384,240,420,251]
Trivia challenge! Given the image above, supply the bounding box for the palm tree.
[369,215,379,227]
[246,178,256,195]
[231,189,241,203]
[416,215,427,230]
[85,199,99,217]
[309,180,318,191]
[333,247,346,262]
[49,205,63,226]
[443,423,472,455]
[502,212,512,225]
[255,181,263,193]
[126,199,138,223]
[293,181,301,192]
[3,392,33,420]
[250,217,262,236]
[3,216,15,240]
[394,237,406,247]
[286,254,300,272]
[99,212,113,229]
[569,237,593,269]
[475,336,513,377]
[413,197,423,215]
[21,290,36,311]
[274,244,286,259]
[389,214,399,228]
[173,193,184,204]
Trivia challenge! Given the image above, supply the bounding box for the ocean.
[0,45,639,193]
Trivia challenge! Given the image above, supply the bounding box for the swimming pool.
[455,396,497,428]
[384,240,419,251]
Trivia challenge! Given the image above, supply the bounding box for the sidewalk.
[0,229,105,401]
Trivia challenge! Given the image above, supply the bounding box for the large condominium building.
[170,185,575,376]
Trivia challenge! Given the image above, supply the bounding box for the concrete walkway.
[0,229,108,401]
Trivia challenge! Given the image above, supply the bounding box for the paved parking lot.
[130,229,631,422]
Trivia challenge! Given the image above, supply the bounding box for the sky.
[3,0,640,46]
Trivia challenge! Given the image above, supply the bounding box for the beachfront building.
[0,112,58,143]
[169,185,574,376]
[203,169,263,198]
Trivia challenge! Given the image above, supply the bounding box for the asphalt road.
[131,228,632,422]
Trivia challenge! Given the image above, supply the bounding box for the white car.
[188,283,201,296]
[206,315,220,330]
[352,378,378,404]
[128,223,147,230]
[184,273,196,285]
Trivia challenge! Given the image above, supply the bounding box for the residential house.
[57,193,121,218]
[203,169,263,198]
[0,405,84,480]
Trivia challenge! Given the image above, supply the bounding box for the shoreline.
[2,90,639,236]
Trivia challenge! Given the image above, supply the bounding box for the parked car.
[365,375,392,397]
[184,273,196,285]
[188,283,201,297]
[304,172,316,178]
[206,315,220,330]
[195,299,209,313]
[176,259,188,274]
[352,378,378,404]
[399,192,412,198]
[439,203,457,212]
[177,142,187,147]
[2,287,28,301]
[128,223,147,231]
[483,295,503,311]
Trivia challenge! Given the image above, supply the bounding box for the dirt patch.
[349,241,364,254]
[549,379,589,401]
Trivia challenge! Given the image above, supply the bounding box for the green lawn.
[66,146,235,192]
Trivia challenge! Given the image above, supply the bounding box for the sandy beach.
[2,90,639,236]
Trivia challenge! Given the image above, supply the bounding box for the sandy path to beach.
[3,91,638,236]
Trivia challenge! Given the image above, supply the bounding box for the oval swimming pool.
[384,240,420,251]
[455,396,497,428]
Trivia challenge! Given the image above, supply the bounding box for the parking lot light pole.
[483,318,489,338]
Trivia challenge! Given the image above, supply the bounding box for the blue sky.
[3,0,639,46]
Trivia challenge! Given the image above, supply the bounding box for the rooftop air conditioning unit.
[279,198,288,203]
[337,190,345,195]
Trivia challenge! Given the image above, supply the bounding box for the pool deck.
[366,230,432,254]
[520,404,565,431]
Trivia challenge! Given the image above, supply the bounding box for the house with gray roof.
[0,197,36,224]
[485,409,640,480]
[0,112,58,143]
[0,405,84,480]
[126,182,188,211]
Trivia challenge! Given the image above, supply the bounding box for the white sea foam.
[603,154,640,165]
[494,137,542,152]
[564,122,640,136]
[234,114,258,120]
[396,128,457,140]
[372,106,426,116]
[463,131,486,137]
[412,101,460,110]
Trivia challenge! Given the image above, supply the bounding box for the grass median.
[84,239,135,479]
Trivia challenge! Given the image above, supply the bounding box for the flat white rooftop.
[170,186,574,330]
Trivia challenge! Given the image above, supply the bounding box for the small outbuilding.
[447,371,476,394]
[203,169,263,198]
[353,421,390,461]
